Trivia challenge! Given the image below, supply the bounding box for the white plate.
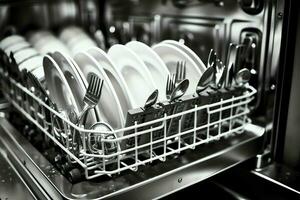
[51,52,99,127]
[152,43,202,95]
[31,66,45,81]
[38,41,71,56]
[4,41,31,55]
[87,47,135,116]
[108,44,157,108]
[28,30,53,45]
[67,34,92,48]
[70,40,97,56]
[43,54,80,115]
[19,55,43,72]
[14,48,39,64]
[59,26,97,56]
[161,40,206,73]
[59,26,85,42]
[0,35,25,50]
[28,31,71,56]
[126,41,170,101]
[74,52,125,131]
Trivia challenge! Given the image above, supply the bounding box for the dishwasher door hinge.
[255,149,272,171]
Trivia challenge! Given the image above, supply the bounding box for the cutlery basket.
[0,70,256,180]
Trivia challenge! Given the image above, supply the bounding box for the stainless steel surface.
[282,8,300,168]
[0,117,265,199]
[252,163,300,195]
[0,145,37,200]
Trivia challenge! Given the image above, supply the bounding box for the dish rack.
[0,68,256,180]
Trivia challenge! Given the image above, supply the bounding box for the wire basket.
[0,71,256,179]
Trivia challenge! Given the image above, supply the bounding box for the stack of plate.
[1,30,207,137]
[42,39,207,136]
[59,26,98,56]
[28,30,71,56]
[0,35,44,80]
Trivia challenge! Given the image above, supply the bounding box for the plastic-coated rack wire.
[0,73,256,179]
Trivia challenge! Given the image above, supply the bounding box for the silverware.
[235,68,251,86]
[88,122,120,156]
[144,89,158,109]
[196,66,215,94]
[66,79,104,156]
[175,61,186,84]
[66,105,79,124]
[77,74,104,126]
[224,43,240,89]
[167,79,189,137]
[234,44,245,74]
[215,59,224,74]
[166,74,176,100]
[207,49,217,68]
[225,43,236,69]
[170,79,189,102]
[225,63,234,89]
[217,61,227,89]
[239,37,253,69]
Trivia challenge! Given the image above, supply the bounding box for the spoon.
[167,79,189,136]
[144,89,158,109]
[170,79,189,102]
[217,61,227,89]
[88,122,119,157]
[66,105,79,124]
[225,43,237,70]
[207,49,217,68]
[235,68,251,86]
[196,66,215,94]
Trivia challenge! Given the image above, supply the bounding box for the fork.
[175,61,186,84]
[77,74,104,126]
[166,74,175,100]
[207,49,217,69]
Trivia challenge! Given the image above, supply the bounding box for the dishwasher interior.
[0,0,285,199]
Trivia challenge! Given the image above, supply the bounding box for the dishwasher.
[0,0,299,199]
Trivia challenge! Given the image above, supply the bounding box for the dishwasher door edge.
[0,117,265,200]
